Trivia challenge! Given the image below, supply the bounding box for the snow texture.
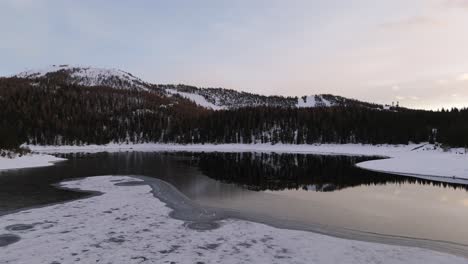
[15,65,150,91]
[166,89,226,110]
[296,95,333,108]
[0,175,465,264]
[0,154,65,171]
[356,153,468,179]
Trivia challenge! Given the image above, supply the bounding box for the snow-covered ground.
[0,175,465,264]
[0,154,65,171]
[27,143,468,181]
[356,153,468,179]
[27,142,419,155]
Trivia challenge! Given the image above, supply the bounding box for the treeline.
[194,107,468,146]
[0,78,205,148]
[0,78,467,149]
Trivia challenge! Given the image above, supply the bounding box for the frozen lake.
[1,152,468,251]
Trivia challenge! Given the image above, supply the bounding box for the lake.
[1,151,468,248]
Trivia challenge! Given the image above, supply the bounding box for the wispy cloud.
[1,1,468,110]
[391,85,401,91]
[443,0,468,9]
[380,16,443,29]
[4,0,37,8]
[457,73,468,81]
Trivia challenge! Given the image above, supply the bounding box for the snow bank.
[27,142,414,156]
[0,154,65,171]
[27,143,468,181]
[356,154,468,179]
[0,176,465,264]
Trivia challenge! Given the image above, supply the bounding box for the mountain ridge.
[1,66,467,149]
[12,65,393,111]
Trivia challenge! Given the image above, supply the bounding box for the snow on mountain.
[162,85,298,109]
[165,88,226,110]
[13,65,389,111]
[297,95,333,108]
[15,65,151,91]
[164,85,385,110]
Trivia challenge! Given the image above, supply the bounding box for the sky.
[1,0,468,110]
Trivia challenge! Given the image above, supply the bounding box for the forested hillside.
[1,67,468,149]
[161,84,385,110]
[0,77,206,148]
[13,65,393,110]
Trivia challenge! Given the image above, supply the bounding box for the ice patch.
[0,176,466,263]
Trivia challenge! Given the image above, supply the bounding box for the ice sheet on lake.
[0,176,465,264]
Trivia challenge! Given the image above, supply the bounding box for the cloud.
[391,85,401,91]
[3,0,37,8]
[461,198,468,207]
[1,1,467,111]
[444,0,468,9]
[380,16,443,29]
[437,79,449,85]
[440,195,448,202]
[457,73,468,81]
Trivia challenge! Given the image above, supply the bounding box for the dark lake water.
[1,152,468,246]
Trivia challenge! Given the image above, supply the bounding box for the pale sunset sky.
[1,0,468,109]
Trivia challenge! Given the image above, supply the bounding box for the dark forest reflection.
[187,152,468,192]
[1,151,467,215]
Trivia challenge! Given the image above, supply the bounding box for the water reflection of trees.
[188,152,468,192]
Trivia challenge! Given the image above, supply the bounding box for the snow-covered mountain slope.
[12,65,391,111]
[163,84,388,110]
[15,65,151,91]
[297,95,332,107]
[165,88,226,110]
[160,85,297,109]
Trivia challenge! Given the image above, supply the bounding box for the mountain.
[15,65,152,91]
[164,84,389,110]
[2,65,467,149]
[13,65,391,111]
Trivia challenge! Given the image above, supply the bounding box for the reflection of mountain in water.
[189,152,468,192]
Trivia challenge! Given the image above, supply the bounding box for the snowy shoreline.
[2,143,466,183]
[1,175,466,263]
[26,143,468,181]
[0,154,66,171]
